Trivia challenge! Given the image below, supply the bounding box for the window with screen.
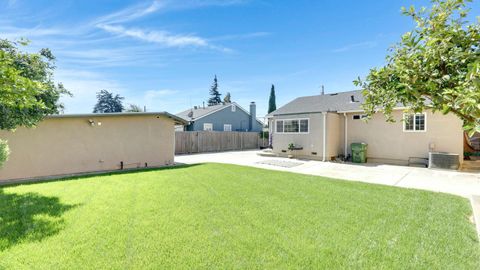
[276,120,284,133]
[404,113,426,132]
[275,118,309,134]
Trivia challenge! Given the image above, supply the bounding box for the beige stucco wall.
[326,113,342,159]
[0,114,175,181]
[272,112,344,160]
[345,110,463,165]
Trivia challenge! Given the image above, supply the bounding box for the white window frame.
[275,118,309,134]
[203,123,213,131]
[403,113,427,132]
[231,104,236,112]
[223,124,232,131]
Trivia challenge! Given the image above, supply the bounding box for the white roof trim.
[47,111,188,124]
[337,107,409,114]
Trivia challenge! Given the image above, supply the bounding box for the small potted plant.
[287,143,295,158]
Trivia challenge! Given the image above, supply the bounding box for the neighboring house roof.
[48,112,188,125]
[176,102,263,125]
[177,104,227,122]
[267,90,364,116]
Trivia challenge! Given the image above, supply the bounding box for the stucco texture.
[345,110,463,164]
[272,113,325,159]
[270,110,463,164]
[0,114,175,181]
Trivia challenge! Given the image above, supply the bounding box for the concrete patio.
[175,150,480,198]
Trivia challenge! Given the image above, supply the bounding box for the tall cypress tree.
[268,84,276,113]
[207,75,222,106]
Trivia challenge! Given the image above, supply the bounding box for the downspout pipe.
[322,112,327,162]
[344,113,348,157]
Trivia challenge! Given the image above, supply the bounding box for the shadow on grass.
[0,189,78,251]
[1,163,204,188]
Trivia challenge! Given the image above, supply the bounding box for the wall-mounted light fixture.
[88,119,103,127]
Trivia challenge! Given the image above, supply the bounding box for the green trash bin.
[351,143,368,163]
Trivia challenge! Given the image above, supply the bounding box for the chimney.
[194,106,198,109]
[249,102,256,131]
[321,85,325,95]
[202,101,205,109]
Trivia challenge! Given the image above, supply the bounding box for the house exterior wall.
[271,112,325,160]
[326,113,342,159]
[189,105,262,132]
[270,110,462,165]
[345,110,463,165]
[0,114,176,181]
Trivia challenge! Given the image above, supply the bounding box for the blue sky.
[1,0,479,116]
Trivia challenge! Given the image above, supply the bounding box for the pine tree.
[268,84,276,113]
[223,92,231,103]
[207,75,222,106]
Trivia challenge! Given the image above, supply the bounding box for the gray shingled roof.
[176,104,227,121]
[267,90,364,116]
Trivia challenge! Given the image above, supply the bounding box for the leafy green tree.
[354,0,480,135]
[0,38,70,167]
[268,84,276,113]
[125,104,143,112]
[223,92,231,103]
[0,39,70,130]
[93,90,124,113]
[207,75,222,106]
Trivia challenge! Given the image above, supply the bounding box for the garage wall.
[0,114,175,181]
[346,110,463,165]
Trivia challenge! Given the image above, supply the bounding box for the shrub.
[288,143,295,151]
[0,139,10,168]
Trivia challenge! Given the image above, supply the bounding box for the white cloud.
[92,0,247,25]
[93,1,164,25]
[145,89,178,99]
[7,0,18,7]
[162,0,249,10]
[126,89,182,112]
[211,32,271,41]
[332,41,377,53]
[55,69,126,113]
[0,26,64,40]
[97,24,209,48]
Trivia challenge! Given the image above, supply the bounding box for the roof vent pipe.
[350,95,355,103]
[321,85,325,95]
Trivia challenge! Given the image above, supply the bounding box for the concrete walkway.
[175,150,480,198]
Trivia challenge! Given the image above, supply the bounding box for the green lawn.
[0,163,479,269]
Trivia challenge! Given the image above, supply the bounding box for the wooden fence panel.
[175,131,267,154]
